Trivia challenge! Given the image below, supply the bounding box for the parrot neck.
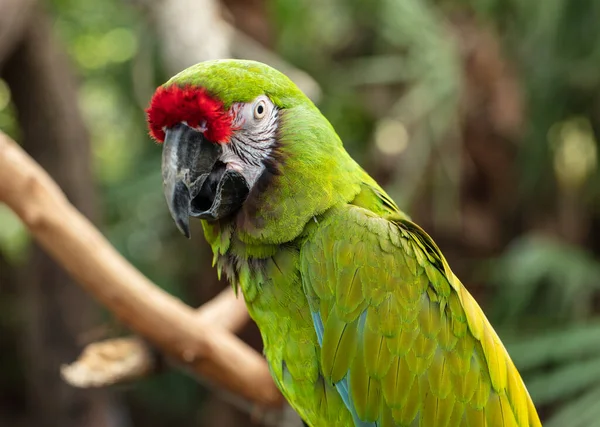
[225,105,365,246]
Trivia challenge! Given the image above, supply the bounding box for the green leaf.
[545,385,600,427]
[507,322,600,371]
[526,355,600,405]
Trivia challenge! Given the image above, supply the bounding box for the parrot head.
[147,59,361,242]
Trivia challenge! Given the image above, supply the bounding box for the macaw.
[146,59,541,427]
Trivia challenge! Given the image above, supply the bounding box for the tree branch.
[60,337,157,388]
[195,286,250,332]
[0,130,283,409]
[60,287,250,388]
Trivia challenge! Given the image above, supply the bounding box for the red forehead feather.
[146,85,233,143]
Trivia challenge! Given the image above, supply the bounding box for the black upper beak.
[162,123,250,238]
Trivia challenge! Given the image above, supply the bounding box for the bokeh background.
[1,0,600,426]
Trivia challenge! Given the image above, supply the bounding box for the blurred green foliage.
[1,0,600,425]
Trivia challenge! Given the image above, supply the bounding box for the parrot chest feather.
[225,245,356,426]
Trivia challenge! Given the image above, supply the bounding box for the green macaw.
[146,59,541,427]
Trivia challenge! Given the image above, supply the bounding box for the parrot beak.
[161,122,250,238]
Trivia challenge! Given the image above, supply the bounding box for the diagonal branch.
[60,286,250,388]
[0,130,283,409]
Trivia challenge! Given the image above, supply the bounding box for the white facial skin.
[221,95,279,188]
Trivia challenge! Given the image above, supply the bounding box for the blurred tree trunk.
[0,252,28,426]
[2,8,118,427]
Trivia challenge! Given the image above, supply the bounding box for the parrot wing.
[299,204,541,427]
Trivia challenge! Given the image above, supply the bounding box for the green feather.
[321,312,358,383]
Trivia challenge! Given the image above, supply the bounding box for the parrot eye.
[253,100,267,120]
